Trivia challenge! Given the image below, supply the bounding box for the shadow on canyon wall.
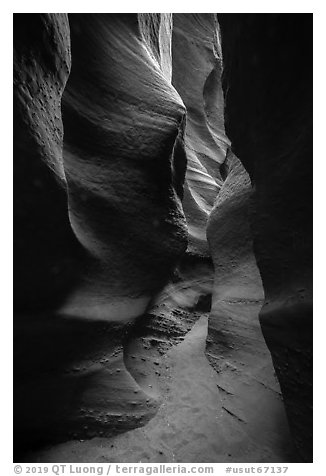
[14,13,312,463]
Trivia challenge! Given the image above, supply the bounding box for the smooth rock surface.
[172,14,229,256]
[61,14,188,320]
[14,13,189,455]
[22,260,293,463]
[218,13,313,461]
[207,151,294,462]
[14,13,311,464]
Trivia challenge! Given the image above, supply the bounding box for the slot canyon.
[13,13,312,463]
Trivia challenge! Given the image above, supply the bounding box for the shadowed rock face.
[14,13,86,311]
[218,13,313,461]
[206,152,294,462]
[14,13,311,463]
[14,13,188,456]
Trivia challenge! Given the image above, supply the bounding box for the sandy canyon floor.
[15,258,295,463]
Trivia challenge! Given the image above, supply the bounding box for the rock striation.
[172,13,229,256]
[14,13,312,463]
[14,12,188,456]
[61,14,188,320]
[14,13,188,319]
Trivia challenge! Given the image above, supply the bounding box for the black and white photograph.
[10,3,315,471]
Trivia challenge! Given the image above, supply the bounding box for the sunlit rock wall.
[14,13,189,319]
[60,14,188,320]
[172,13,229,256]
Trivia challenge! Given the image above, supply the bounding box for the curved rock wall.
[172,14,229,256]
[14,13,312,463]
[218,13,313,461]
[207,151,263,303]
[14,13,188,319]
[61,14,188,320]
[14,13,189,454]
[14,13,86,311]
[206,152,293,461]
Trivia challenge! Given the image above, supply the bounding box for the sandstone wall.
[172,14,229,256]
[218,13,313,461]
